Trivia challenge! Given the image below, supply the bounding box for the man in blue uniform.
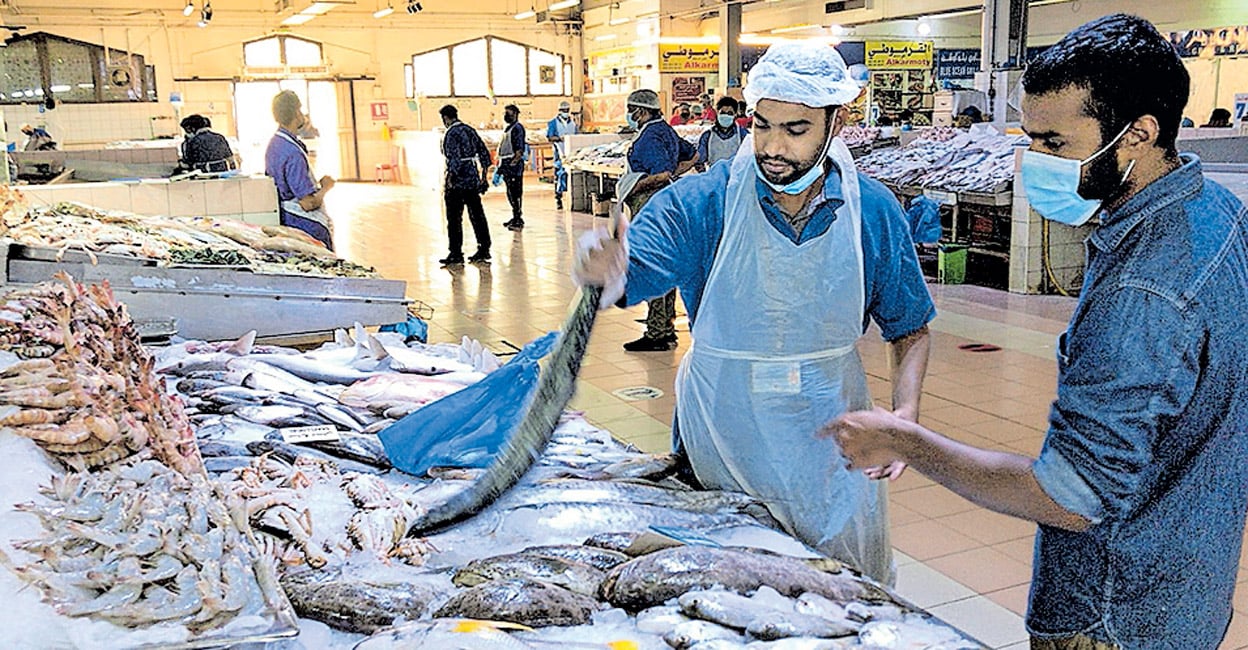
[179,114,238,173]
[696,96,749,170]
[499,104,527,232]
[547,101,578,210]
[619,88,698,352]
[264,91,335,249]
[574,44,934,583]
[439,104,492,265]
[829,15,1248,648]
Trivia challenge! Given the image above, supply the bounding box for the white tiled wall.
[4,103,179,149]
[17,176,278,224]
[1008,148,1093,295]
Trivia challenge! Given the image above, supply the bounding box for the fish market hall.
[0,0,1246,648]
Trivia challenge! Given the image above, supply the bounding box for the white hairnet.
[558,100,571,110]
[743,42,862,109]
[626,89,661,110]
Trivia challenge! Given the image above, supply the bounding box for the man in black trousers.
[439,105,492,265]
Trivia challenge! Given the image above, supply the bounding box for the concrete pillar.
[720,3,742,90]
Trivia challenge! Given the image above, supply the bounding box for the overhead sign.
[671,76,705,103]
[659,44,720,73]
[1235,93,1248,125]
[935,49,981,80]
[1170,25,1248,58]
[865,41,933,69]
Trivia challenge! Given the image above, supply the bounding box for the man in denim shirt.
[828,14,1248,649]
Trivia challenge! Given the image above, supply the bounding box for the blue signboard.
[935,49,980,80]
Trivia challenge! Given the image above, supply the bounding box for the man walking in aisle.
[547,101,578,210]
[499,104,527,232]
[829,14,1248,648]
[438,105,492,265]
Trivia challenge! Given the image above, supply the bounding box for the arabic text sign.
[1170,26,1248,58]
[935,49,981,80]
[866,41,934,70]
[659,44,720,73]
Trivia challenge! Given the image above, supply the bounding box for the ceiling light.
[828,23,844,35]
[304,2,339,14]
[198,0,212,26]
[594,33,617,41]
[405,1,422,13]
[373,3,394,17]
[281,13,315,24]
[770,23,818,34]
[609,16,630,25]
[182,0,194,16]
[917,18,932,35]
[548,0,579,11]
[514,7,535,19]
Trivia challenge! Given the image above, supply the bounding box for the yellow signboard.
[865,41,934,69]
[658,44,720,73]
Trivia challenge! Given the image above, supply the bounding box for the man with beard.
[573,43,934,583]
[828,14,1248,648]
[498,104,527,232]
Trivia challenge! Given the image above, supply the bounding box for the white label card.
[751,361,802,394]
[281,425,341,444]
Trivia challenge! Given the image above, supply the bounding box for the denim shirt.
[1028,155,1248,648]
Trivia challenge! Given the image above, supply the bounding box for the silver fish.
[239,352,380,384]
[666,619,746,649]
[745,611,860,640]
[154,331,255,375]
[679,590,779,630]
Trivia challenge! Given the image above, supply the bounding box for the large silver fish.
[404,286,602,536]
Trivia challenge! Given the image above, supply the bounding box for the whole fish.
[599,547,890,612]
[231,404,324,427]
[337,374,465,409]
[238,352,379,385]
[745,611,859,641]
[280,568,440,634]
[366,335,475,375]
[175,378,230,394]
[154,331,255,375]
[314,403,364,432]
[516,544,629,571]
[635,605,692,634]
[404,287,601,536]
[245,440,385,475]
[679,590,782,630]
[665,619,745,649]
[452,551,606,596]
[203,456,256,474]
[583,530,684,557]
[197,439,254,458]
[500,478,760,514]
[227,358,337,404]
[433,579,597,628]
[262,430,391,470]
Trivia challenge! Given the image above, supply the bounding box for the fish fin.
[333,329,351,348]
[367,335,390,361]
[227,331,257,356]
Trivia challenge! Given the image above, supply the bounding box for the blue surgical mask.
[626,112,639,130]
[717,114,735,129]
[755,123,836,195]
[1020,123,1136,226]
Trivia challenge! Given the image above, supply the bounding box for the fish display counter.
[0,275,990,649]
[0,187,408,340]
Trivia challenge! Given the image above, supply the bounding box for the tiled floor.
[325,176,1248,649]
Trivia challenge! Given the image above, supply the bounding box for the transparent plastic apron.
[675,134,892,583]
[706,127,744,166]
[275,130,331,231]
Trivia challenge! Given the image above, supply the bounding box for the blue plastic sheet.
[379,316,429,344]
[379,332,558,476]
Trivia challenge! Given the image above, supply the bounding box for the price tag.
[281,425,340,444]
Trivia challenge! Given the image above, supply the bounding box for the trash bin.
[938,244,967,284]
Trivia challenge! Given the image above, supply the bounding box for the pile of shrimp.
[0,273,202,475]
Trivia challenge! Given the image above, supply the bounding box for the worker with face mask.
[547,101,579,210]
[696,96,750,170]
[574,44,935,583]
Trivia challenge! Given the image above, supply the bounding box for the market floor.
[325,179,1248,650]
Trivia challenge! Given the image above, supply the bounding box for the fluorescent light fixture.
[658,36,720,44]
[514,8,536,19]
[304,2,338,14]
[548,0,578,10]
[49,85,70,92]
[183,0,194,16]
[282,13,315,24]
[771,23,819,34]
[608,16,630,25]
[373,4,393,17]
[77,83,94,89]
[916,18,932,35]
[594,33,617,41]
[828,23,844,35]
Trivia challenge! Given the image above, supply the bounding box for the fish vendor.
[573,42,935,584]
[829,14,1248,649]
[265,90,336,250]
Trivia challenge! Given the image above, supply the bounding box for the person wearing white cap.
[573,43,934,582]
[546,100,579,210]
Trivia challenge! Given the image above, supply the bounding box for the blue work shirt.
[499,121,526,177]
[1028,155,1248,648]
[696,124,749,166]
[442,121,492,191]
[628,118,696,176]
[547,115,578,161]
[623,158,935,341]
[264,127,315,202]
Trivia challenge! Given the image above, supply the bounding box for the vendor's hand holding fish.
[572,211,628,310]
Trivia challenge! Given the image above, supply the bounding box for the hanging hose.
[1040,217,1076,297]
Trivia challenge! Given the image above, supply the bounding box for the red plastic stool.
[375,163,397,183]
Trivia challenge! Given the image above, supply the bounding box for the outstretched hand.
[572,208,629,310]
[820,407,911,480]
